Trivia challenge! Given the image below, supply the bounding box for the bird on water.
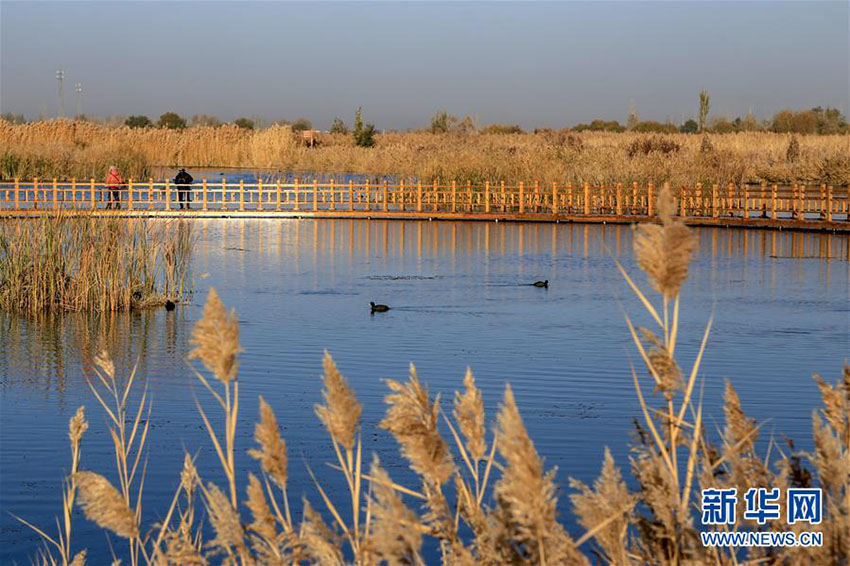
[370,301,390,313]
[165,299,176,311]
[532,280,549,288]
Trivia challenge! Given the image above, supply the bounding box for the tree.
[627,102,639,130]
[125,115,152,128]
[771,109,794,132]
[158,112,186,129]
[430,110,457,133]
[1,112,26,124]
[233,117,255,130]
[353,107,376,147]
[708,117,734,134]
[190,114,221,127]
[291,118,312,132]
[679,119,699,134]
[698,90,710,133]
[330,117,348,134]
[632,121,678,134]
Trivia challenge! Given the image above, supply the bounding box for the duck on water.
[370,301,390,313]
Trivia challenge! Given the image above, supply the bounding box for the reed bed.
[19,189,849,565]
[0,215,193,314]
[2,120,848,187]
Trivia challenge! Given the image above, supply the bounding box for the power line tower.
[75,83,83,118]
[56,69,65,118]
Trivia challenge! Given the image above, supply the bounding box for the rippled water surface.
[1,220,848,564]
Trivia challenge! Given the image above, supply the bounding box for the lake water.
[1,219,848,564]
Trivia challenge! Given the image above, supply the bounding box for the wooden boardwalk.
[2,178,849,233]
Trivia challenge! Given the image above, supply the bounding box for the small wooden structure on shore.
[1,178,848,232]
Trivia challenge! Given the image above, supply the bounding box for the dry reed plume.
[2,119,848,187]
[0,215,193,314]
[19,200,849,565]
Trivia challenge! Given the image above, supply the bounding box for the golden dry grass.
[2,119,848,187]
[0,215,193,314]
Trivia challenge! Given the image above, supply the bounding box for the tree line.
[3,91,846,137]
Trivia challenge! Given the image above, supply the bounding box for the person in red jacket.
[105,165,123,209]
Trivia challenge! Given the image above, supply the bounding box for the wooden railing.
[1,178,848,225]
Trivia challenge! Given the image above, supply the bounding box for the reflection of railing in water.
[2,178,849,231]
[199,218,850,267]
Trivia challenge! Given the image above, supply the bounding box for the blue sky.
[1,1,847,129]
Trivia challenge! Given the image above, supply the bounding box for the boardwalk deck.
[2,179,849,233]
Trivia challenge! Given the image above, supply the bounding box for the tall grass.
[0,215,193,314]
[2,119,848,186]
[19,193,849,565]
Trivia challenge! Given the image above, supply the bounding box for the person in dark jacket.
[174,168,194,210]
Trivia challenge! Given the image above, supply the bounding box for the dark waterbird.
[165,299,176,311]
[370,301,390,313]
[532,280,549,288]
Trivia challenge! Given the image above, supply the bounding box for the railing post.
[819,183,826,220]
[771,184,778,219]
[647,182,654,216]
[349,180,354,211]
[800,184,806,219]
[726,182,734,217]
[90,178,95,210]
[330,179,336,211]
[398,180,404,212]
[238,180,244,211]
[71,178,77,209]
[632,181,638,214]
[149,178,154,211]
[615,182,622,215]
[551,181,558,214]
[417,181,423,212]
[221,178,228,211]
[383,180,389,212]
[13,178,19,211]
[33,177,39,209]
[467,180,473,213]
[711,183,718,217]
[532,181,540,213]
[743,183,749,219]
[518,181,524,213]
[760,181,767,218]
[52,178,58,210]
[694,183,702,216]
[203,179,209,211]
[166,179,171,211]
[566,181,573,213]
[257,179,264,211]
[583,182,590,215]
[312,180,318,212]
[364,179,370,212]
[432,180,438,212]
[128,179,134,211]
[826,185,833,222]
[680,186,687,217]
[451,180,457,213]
[500,181,506,212]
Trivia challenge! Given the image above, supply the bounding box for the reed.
[18,205,849,565]
[0,215,193,314]
[2,120,848,187]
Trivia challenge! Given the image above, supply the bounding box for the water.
[1,220,848,564]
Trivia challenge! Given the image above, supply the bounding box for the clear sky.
[1,1,848,129]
